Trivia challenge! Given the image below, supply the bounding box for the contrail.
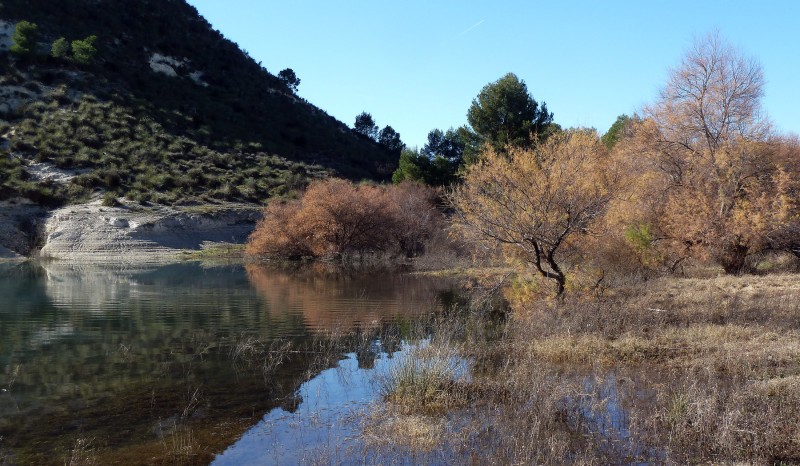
[458,19,485,36]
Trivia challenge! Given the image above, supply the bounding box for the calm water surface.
[0,261,456,465]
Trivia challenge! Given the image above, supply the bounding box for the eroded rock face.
[38,201,261,262]
[148,53,208,86]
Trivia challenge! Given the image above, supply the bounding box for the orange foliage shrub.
[246,201,314,259]
[301,179,396,257]
[246,179,443,260]
[385,182,442,258]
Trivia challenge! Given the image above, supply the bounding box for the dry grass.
[377,342,467,415]
[360,407,448,453]
[157,424,198,466]
[357,272,800,464]
[376,316,475,416]
[526,324,800,374]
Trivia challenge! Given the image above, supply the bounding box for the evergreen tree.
[10,20,39,57]
[353,112,378,140]
[392,147,455,187]
[278,68,300,92]
[601,114,632,150]
[71,35,98,65]
[422,128,465,167]
[50,37,70,59]
[465,73,554,157]
[378,125,404,155]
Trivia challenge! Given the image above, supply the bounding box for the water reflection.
[0,261,455,464]
[214,347,390,465]
[246,264,448,334]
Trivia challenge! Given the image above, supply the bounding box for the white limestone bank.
[36,201,262,262]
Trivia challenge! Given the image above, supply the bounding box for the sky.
[187,0,800,149]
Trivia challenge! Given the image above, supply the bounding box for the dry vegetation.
[377,333,469,416]
[449,130,617,296]
[448,33,800,300]
[355,272,800,464]
[246,179,451,261]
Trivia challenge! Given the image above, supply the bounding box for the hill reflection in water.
[0,261,456,464]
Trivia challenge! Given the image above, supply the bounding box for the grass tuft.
[378,340,466,415]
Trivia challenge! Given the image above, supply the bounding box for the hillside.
[0,0,397,207]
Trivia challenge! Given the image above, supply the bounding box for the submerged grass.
[14,267,798,464]
[64,438,97,466]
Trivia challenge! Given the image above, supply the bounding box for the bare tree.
[646,31,769,160]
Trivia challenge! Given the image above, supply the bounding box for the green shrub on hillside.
[101,192,119,206]
[6,94,329,205]
[71,35,97,64]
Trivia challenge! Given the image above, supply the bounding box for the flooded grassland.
[3,260,799,465]
[356,272,800,464]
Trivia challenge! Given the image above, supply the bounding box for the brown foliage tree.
[246,179,443,260]
[385,182,442,258]
[611,33,800,274]
[647,32,769,156]
[761,135,800,257]
[449,130,618,296]
[246,201,315,259]
[662,139,795,272]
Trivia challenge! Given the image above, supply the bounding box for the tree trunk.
[554,274,565,297]
[718,243,749,274]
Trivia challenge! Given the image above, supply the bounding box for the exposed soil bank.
[0,199,262,262]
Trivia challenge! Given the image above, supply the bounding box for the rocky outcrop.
[38,200,262,262]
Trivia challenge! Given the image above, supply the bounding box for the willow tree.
[449,130,616,296]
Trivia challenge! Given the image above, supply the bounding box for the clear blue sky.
[187,0,800,149]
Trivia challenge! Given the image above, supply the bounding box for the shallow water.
[0,261,455,465]
[214,346,389,465]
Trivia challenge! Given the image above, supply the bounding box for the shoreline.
[0,199,262,263]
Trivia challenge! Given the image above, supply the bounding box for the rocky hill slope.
[0,0,399,258]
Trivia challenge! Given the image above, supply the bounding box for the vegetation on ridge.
[0,0,398,206]
[7,93,325,205]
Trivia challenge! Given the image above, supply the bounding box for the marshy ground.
[6,263,798,465]
[354,271,800,464]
